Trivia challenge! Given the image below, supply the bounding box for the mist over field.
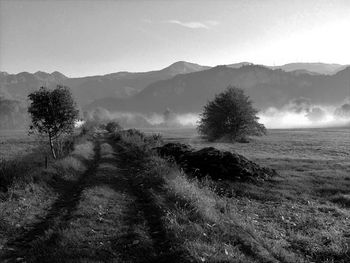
[85,97,350,130]
[2,80,349,130]
[85,107,199,128]
[259,98,350,129]
[2,60,350,131]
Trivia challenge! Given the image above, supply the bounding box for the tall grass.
[0,159,28,194]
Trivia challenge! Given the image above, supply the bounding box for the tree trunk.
[49,135,57,159]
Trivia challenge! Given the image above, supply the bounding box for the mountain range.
[1,61,349,116]
[87,64,350,113]
[270,63,348,75]
[0,61,209,105]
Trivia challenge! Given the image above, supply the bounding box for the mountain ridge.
[0,61,209,104]
[1,61,349,109]
[270,62,347,75]
[86,64,350,113]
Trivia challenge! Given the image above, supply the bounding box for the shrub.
[111,129,163,157]
[105,121,122,133]
[121,129,163,148]
[55,136,75,158]
[80,120,100,136]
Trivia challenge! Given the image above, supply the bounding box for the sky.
[1,0,350,77]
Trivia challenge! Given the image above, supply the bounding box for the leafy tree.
[28,85,79,159]
[197,86,266,142]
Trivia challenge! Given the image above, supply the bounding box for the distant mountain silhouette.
[64,61,209,105]
[1,61,349,113]
[161,61,210,75]
[270,63,348,75]
[0,71,66,100]
[288,69,320,76]
[0,61,209,105]
[227,62,253,68]
[86,65,350,113]
[226,62,348,75]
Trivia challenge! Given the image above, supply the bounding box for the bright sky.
[1,0,350,77]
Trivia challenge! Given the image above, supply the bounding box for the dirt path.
[0,137,191,263]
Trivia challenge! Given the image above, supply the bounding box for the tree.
[28,85,79,159]
[197,86,266,142]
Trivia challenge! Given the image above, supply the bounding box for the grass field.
[1,127,349,262]
[142,127,350,262]
[0,130,42,161]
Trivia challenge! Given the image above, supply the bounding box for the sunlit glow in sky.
[1,0,350,77]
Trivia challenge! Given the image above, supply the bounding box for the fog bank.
[258,98,350,129]
[84,107,200,128]
[85,98,350,130]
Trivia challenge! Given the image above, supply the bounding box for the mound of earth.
[156,143,277,182]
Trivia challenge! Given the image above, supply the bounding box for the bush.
[80,120,100,136]
[197,86,266,142]
[105,121,122,133]
[112,129,163,155]
[55,136,75,158]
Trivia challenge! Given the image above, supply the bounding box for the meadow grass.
[0,128,93,191]
[1,126,348,262]
[142,127,350,262]
[0,130,39,161]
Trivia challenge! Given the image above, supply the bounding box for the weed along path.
[1,136,191,263]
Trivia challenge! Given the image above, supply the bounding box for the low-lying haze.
[85,98,350,130]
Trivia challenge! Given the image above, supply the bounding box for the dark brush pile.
[156,143,278,182]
